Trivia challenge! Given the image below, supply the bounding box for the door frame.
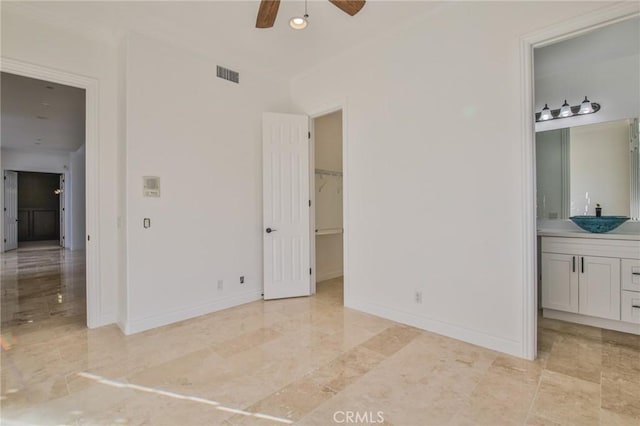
[520,3,639,360]
[308,102,348,300]
[3,170,18,251]
[0,57,101,328]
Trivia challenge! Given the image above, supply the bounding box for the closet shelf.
[315,228,343,236]
[315,168,342,177]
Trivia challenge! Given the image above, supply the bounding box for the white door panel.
[59,174,65,247]
[4,171,18,251]
[263,113,310,300]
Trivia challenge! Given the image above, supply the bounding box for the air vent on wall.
[216,66,239,84]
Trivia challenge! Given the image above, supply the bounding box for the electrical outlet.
[240,276,245,284]
[415,291,422,304]
[217,280,223,291]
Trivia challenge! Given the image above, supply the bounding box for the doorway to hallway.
[1,71,87,331]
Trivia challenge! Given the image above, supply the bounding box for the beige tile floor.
[1,244,639,425]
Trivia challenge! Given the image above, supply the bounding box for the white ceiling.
[1,72,86,152]
[1,1,445,153]
[6,1,445,79]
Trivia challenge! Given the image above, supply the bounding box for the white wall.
[122,33,292,333]
[570,120,630,216]
[315,111,343,171]
[290,1,611,357]
[1,147,69,171]
[69,144,86,250]
[315,111,343,282]
[2,7,121,325]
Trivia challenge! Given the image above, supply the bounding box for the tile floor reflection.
[1,245,639,425]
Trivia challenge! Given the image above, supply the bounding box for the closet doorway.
[311,110,344,300]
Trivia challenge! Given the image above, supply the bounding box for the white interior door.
[59,174,65,247]
[263,112,311,300]
[4,170,18,251]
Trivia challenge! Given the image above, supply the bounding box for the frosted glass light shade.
[579,96,594,114]
[559,100,572,117]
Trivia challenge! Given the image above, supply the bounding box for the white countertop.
[537,230,640,241]
[537,219,640,241]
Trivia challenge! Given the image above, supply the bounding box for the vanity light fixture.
[290,0,309,30]
[535,96,600,122]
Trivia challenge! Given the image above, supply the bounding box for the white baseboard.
[346,299,523,358]
[543,309,640,335]
[317,269,343,282]
[122,290,263,335]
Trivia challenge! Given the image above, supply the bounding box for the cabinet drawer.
[622,259,640,292]
[621,291,640,325]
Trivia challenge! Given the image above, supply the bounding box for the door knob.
[266,227,277,233]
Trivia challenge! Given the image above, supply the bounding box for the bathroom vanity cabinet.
[540,234,640,334]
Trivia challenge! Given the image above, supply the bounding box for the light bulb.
[289,16,308,30]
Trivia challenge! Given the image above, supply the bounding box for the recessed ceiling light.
[289,16,308,30]
[36,115,48,120]
[41,102,51,107]
[45,85,54,90]
[35,141,42,145]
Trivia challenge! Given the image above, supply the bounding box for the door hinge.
[308,131,311,139]
[87,235,90,241]
[310,268,312,275]
[309,200,311,207]
[3,239,6,243]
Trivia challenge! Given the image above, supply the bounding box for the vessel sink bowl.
[569,216,630,233]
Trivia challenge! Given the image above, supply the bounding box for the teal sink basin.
[570,216,630,233]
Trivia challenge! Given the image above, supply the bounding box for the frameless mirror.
[536,118,640,220]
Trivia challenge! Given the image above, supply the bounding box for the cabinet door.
[579,256,620,320]
[542,253,579,313]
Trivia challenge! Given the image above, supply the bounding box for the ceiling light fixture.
[290,0,309,30]
[535,97,600,123]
